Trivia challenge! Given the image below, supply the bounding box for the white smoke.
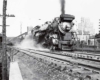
[15,32,49,51]
[15,33,34,49]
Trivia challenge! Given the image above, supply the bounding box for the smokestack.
[60,0,65,15]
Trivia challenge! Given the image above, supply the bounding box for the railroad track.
[35,49,100,61]
[10,47,100,80]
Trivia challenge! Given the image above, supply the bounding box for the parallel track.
[26,49,100,70]
[28,49,100,62]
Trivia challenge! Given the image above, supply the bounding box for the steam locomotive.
[32,14,76,50]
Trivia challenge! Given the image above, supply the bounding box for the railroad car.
[32,14,76,50]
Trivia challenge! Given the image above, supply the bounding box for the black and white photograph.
[0,0,100,80]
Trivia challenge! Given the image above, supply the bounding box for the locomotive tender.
[32,14,76,50]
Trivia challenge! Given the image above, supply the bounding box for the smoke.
[15,33,34,49]
[60,0,65,14]
[15,32,49,51]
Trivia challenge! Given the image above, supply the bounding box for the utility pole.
[81,18,84,52]
[81,18,84,41]
[0,0,15,80]
[2,0,7,80]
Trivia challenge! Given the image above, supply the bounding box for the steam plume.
[15,32,49,51]
[60,0,65,14]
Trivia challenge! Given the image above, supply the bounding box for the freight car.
[32,14,76,50]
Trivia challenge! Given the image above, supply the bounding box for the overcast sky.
[0,0,100,37]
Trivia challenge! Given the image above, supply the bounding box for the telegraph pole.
[0,0,15,80]
[2,0,8,80]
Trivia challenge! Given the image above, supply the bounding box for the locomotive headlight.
[58,22,74,34]
[61,22,72,31]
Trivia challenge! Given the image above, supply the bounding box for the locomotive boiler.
[32,14,76,50]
